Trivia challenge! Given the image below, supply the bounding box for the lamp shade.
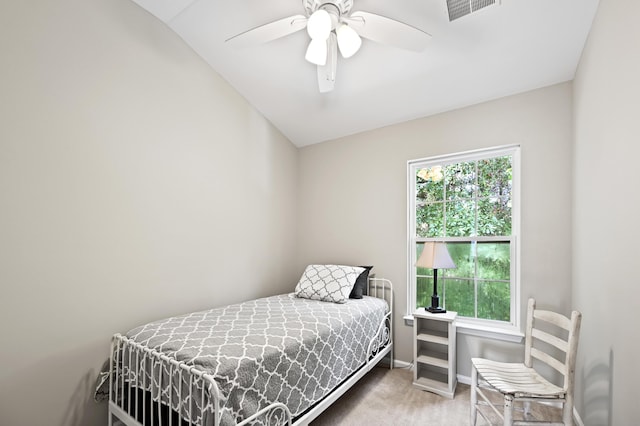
[336,23,361,58]
[416,242,456,269]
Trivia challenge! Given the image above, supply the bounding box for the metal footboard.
[108,334,228,426]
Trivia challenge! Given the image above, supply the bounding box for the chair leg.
[470,364,478,425]
[562,394,574,425]
[504,394,514,426]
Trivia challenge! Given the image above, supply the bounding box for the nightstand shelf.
[416,351,448,369]
[414,372,449,391]
[412,309,457,399]
[416,329,448,345]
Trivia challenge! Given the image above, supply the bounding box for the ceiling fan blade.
[317,33,337,93]
[226,15,308,48]
[345,11,431,52]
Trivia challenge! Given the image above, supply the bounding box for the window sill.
[403,314,524,343]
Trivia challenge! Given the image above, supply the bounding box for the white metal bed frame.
[108,278,393,426]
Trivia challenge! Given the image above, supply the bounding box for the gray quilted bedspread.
[108,293,389,425]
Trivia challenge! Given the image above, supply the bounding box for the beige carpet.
[310,366,562,426]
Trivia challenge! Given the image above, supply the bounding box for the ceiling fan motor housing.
[304,0,353,16]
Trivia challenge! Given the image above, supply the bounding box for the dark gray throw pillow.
[349,266,373,299]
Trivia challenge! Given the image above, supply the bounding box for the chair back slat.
[534,309,572,331]
[531,328,569,353]
[530,346,566,375]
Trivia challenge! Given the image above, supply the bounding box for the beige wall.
[0,0,298,425]
[297,83,574,373]
[573,0,640,423]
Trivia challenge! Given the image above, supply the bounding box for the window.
[407,146,520,330]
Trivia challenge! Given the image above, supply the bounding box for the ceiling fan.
[226,0,432,93]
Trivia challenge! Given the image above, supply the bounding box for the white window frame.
[406,145,522,340]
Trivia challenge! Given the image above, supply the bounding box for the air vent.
[446,0,498,21]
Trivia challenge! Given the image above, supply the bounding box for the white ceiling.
[131,0,599,147]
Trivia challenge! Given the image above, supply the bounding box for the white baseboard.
[458,374,585,425]
[394,359,412,369]
[457,373,471,385]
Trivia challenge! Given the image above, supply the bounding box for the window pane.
[477,242,510,281]
[446,162,476,200]
[478,156,512,198]
[445,199,476,236]
[478,197,511,236]
[416,276,433,309]
[416,166,444,203]
[477,281,510,321]
[443,279,474,317]
[443,242,474,279]
[416,202,444,237]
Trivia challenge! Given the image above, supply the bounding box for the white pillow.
[294,264,365,303]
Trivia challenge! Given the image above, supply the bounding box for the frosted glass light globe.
[307,10,331,40]
[336,24,362,58]
[305,38,327,65]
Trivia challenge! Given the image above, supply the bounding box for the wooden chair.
[470,299,582,425]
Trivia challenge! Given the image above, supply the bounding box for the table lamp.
[416,242,456,313]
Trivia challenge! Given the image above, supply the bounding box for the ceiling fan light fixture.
[336,23,361,58]
[307,9,332,40]
[227,0,433,93]
[305,38,327,65]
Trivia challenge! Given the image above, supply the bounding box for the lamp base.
[427,294,446,313]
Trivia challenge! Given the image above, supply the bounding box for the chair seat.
[472,358,565,399]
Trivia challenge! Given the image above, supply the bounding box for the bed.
[97,265,393,426]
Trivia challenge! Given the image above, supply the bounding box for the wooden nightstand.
[412,309,457,398]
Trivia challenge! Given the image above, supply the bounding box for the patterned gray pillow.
[294,264,365,303]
